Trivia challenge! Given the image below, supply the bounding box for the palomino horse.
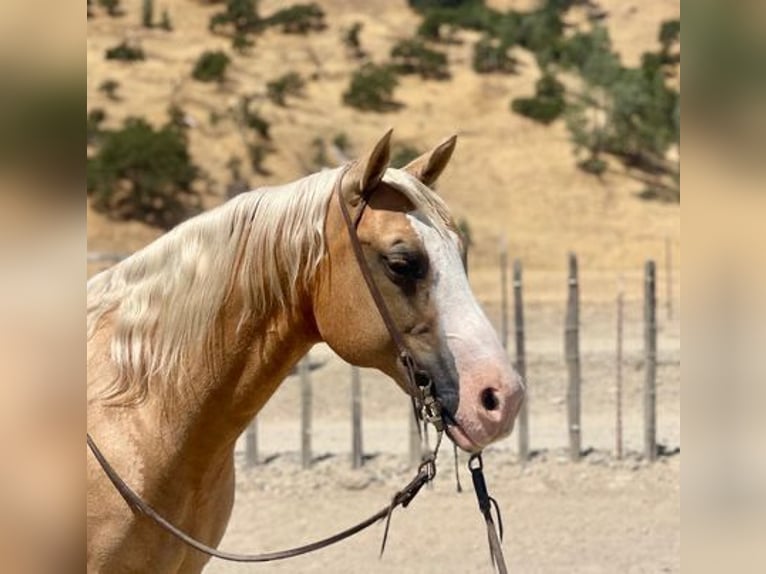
[87,131,525,572]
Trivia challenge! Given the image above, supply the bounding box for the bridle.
[87,164,508,572]
[335,164,445,433]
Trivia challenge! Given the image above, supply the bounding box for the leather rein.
[87,165,508,572]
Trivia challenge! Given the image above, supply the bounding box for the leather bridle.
[335,164,445,432]
[87,164,508,572]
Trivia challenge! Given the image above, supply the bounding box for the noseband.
[87,165,507,572]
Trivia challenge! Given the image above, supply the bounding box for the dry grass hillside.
[87,0,680,297]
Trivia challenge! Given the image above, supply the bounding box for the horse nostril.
[480,388,500,412]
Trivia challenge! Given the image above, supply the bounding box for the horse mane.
[87,166,455,405]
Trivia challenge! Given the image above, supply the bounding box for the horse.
[87,130,525,573]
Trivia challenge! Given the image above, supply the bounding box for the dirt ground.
[203,294,680,574]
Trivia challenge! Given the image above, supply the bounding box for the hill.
[87,0,680,293]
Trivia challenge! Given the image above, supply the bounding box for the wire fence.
[88,248,681,468]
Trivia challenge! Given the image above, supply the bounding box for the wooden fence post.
[513,259,529,462]
[351,366,363,469]
[565,253,582,462]
[644,261,658,462]
[245,419,258,467]
[300,354,312,469]
[615,275,624,460]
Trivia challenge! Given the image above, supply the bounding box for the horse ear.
[403,134,457,187]
[342,129,393,206]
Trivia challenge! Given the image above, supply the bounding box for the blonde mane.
[87,166,455,404]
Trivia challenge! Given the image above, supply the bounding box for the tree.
[87,108,106,145]
[511,72,565,124]
[563,26,620,174]
[87,116,200,228]
[209,0,262,50]
[192,51,231,83]
[408,0,478,12]
[390,39,450,80]
[265,3,326,34]
[266,72,305,106]
[99,79,120,101]
[516,8,563,66]
[605,61,679,167]
[105,41,145,62]
[658,19,680,54]
[343,22,366,59]
[473,36,517,74]
[343,63,400,112]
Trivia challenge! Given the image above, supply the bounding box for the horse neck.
[162,297,319,460]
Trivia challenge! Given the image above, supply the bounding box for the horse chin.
[445,423,484,454]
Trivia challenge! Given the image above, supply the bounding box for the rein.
[87,165,508,571]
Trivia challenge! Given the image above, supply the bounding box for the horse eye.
[383,252,426,281]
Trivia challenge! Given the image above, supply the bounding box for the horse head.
[313,131,525,453]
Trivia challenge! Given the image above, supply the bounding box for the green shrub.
[577,157,607,176]
[332,132,351,154]
[98,79,120,100]
[343,22,366,58]
[516,8,563,55]
[242,103,270,139]
[105,41,145,62]
[536,72,565,99]
[232,32,254,53]
[87,108,106,144]
[266,3,326,34]
[415,3,518,45]
[266,72,305,106]
[472,36,516,74]
[511,97,564,124]
[192,50,231,83]
[86,117,200,228]
[511,73,565,124]
[342,63,400,112]
[408,0,478,11]
[211,0,260,31]
[658,19,680,53]
[248,142,272,175]
[390,144,421,168]
[390,39,450,80]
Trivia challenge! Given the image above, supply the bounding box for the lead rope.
[87,432,440,563]
[379,431,442,557]
[469,454,507,574]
